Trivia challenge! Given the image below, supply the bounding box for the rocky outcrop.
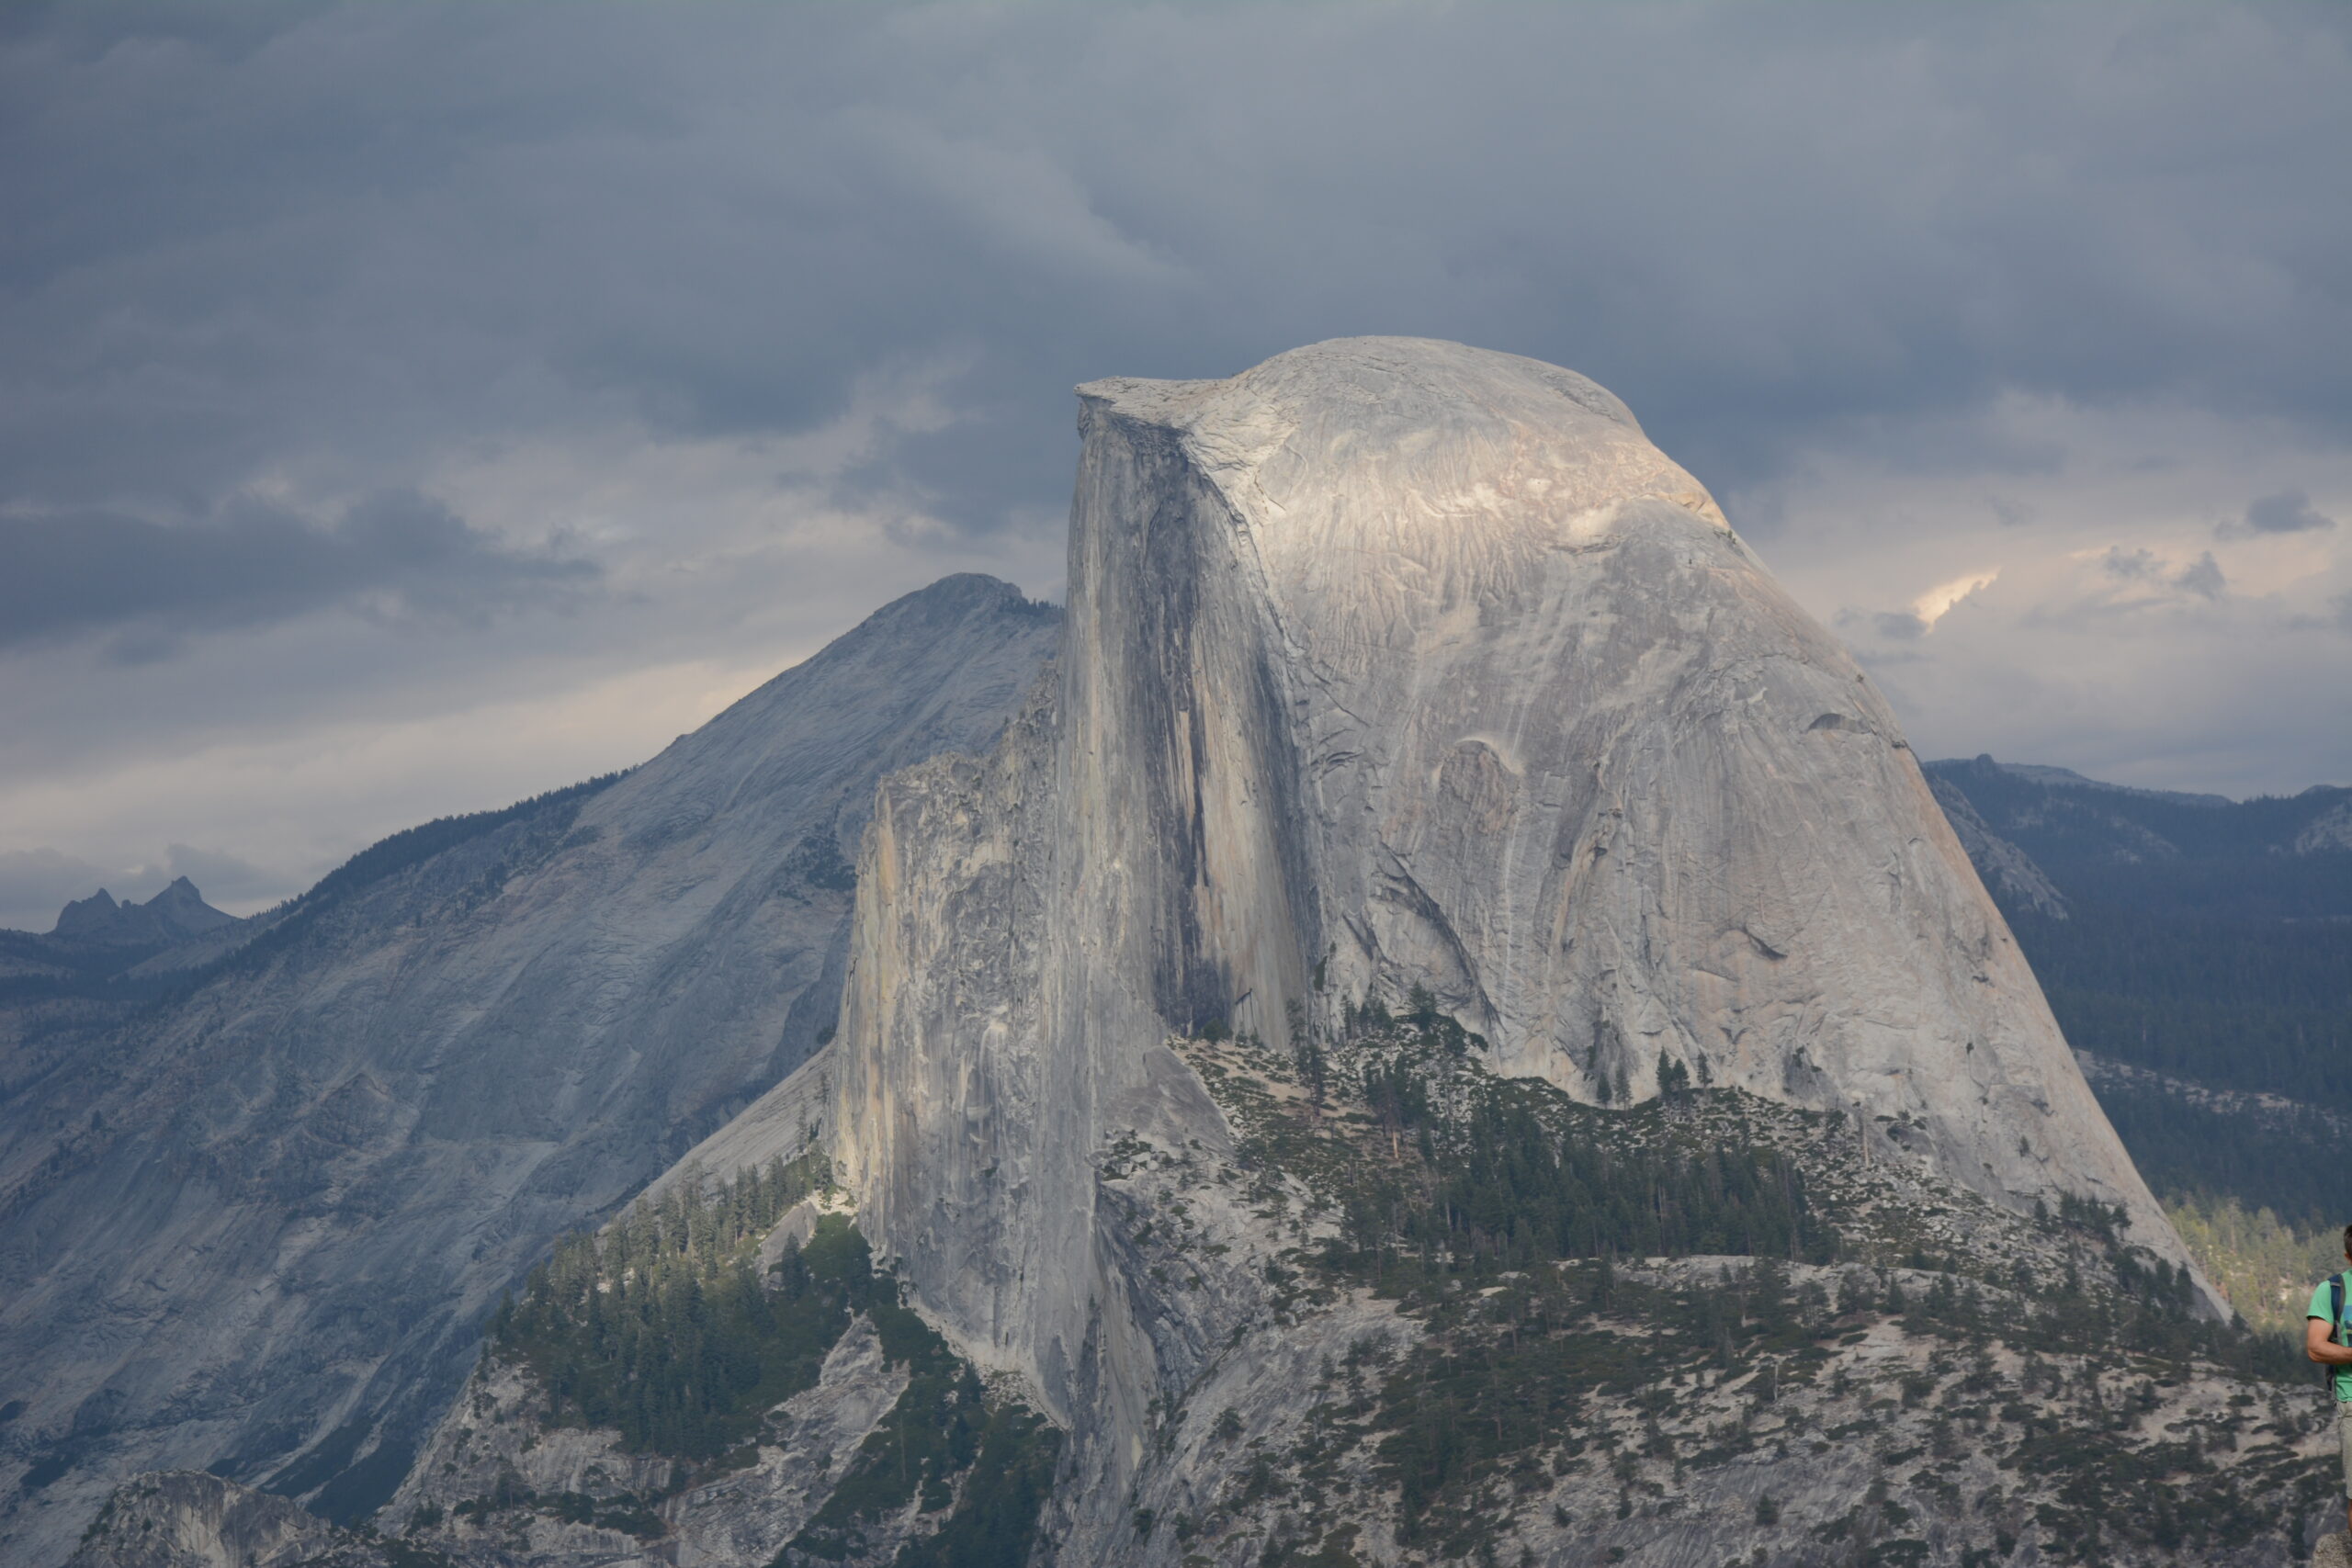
[2297,799,2352,854]
[1925,774,2069,919]
[49,880,235,947]
[29,341,2245,1567]
[63,1471,367,1568]
[1080,341,2159,1202]
[0,576,1058,1566]
[380,1322,910,1568]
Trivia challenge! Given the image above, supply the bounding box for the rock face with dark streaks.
[47,342,2260,1568]
[814,338,2211,1562]
[838,340,2185,1331]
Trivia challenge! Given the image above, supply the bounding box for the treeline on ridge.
[485,1153,1063,1568]
[1340,1064,1829,1286]
[491,1152,838,1461]
[1261,991,1832,1292]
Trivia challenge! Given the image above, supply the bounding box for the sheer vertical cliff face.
[830,340,2191,1520]
[831,387,1332,1433]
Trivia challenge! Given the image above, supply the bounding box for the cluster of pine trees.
[491,1152,845,1461]
[781,1282,1061,1568]
[490,1155,1066,1566]
[1415,1087,1824,1269]
[2022,908,2352,1225]
[1326,1008,1827,1290]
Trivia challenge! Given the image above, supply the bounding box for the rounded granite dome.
[1205,334,1644,435]
[1079,337,1733,670]
[1081,335,1636,433]
[1080,336,1727,546]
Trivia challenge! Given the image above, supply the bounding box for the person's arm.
[2306,1315,2352,1364]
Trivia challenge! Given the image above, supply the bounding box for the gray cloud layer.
[1,490,595,659]
[2226,490,2338,537]
[7,6,2346,520]
[1,2,2346,916]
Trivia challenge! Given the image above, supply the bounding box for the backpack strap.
[2330,1274,2348,1395]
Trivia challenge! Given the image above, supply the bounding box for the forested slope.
[1925,756,2352,1234]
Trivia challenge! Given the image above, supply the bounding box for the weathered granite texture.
[1074,338,2166,1218]
[0,576,1058,1566]
[819,338,2207,1560]
[381,1320,910,1568]
[63,1471,367,1568]
[1924,774,2070,920]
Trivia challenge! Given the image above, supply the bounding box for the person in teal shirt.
[2307,1227,2352,1532]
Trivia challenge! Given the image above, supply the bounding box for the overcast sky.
[2,2,2347,930]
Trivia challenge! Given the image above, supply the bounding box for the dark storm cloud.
[2222,491,2338,537]
[2,4,2346,533]
[0,490,597,657]
[2176,552,2227,601]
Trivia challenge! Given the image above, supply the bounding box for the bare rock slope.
[64,1472,362,1568]
[0,575,1058,1566]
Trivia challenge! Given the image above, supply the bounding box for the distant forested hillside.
[1926,756,2352,1231]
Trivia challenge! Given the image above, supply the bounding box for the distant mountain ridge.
[50,878,235,945]
[1919,772,2072,920]
[1981,761,2233,810]
[0,877,250,999]
[1925,753,2352,886]
[1925,753,2352,1233]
